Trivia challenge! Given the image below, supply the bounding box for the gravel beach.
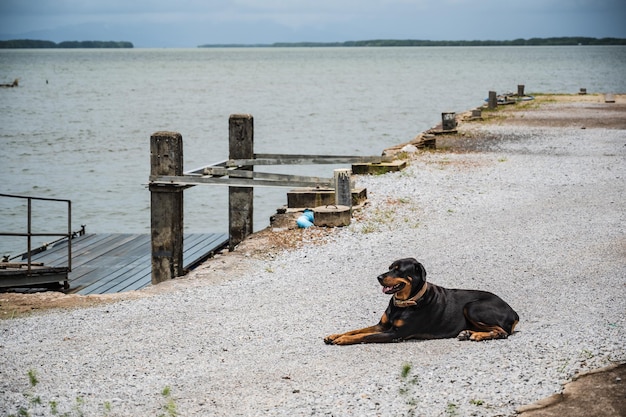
[1,96,625,416]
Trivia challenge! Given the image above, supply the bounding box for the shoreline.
[1,93,625,416]
[1,92,623,314]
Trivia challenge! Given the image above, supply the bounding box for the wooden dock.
[1,233,228,295]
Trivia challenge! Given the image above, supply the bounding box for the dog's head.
[377,258,427,301]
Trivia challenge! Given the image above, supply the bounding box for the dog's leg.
[324,324,385,344]
[458,302,518,341]
[325,327,401,345]
[457,327,509,341]
[325,313,394,345]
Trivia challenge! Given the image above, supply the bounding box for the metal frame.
[150,153,391,188]
[0,193,73,275]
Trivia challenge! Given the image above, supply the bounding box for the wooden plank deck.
[0,264,70,288]
[21,233,228,295]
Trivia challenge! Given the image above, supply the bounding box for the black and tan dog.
[324,258,519,345]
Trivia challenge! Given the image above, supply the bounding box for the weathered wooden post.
[150,131,184,284]
[517,84,525,97]
[229,114,254,250]
[334,169,352,207]
[488,91,498,109]
[441,112,456,131]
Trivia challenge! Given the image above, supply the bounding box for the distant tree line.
[0,39,134,49]
[341,37,626,47]
[200,37,626,48]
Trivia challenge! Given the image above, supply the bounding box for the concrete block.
[314,205,351,227]
[352,161,407,175]
[287,188,367,208]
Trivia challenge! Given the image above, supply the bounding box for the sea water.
[1,46,625,254]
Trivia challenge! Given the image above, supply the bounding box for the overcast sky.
[1,0,625,47]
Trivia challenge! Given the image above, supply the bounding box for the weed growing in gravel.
[398,363,420,416]
[27,369,38,386]
[159,386,178,417]
[359,223,379,234]
[395,151,411,161]
[8,369,88,417]
[446,402,459,416]
[8,371,177,417]
[9,369,42,417]
[355,207,394,234]
[73,396,86,417]
[355,197,420,234]
[580,348,594,359]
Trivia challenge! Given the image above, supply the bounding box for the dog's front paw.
[325,334,359,345]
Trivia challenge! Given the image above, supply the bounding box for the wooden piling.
[517,85,525,97]
[229,114,254,250]
[442,112,456,131]
[334,169,352,208]
[488,91,498,109]
[471,108,482,119]
[150,131,184,284]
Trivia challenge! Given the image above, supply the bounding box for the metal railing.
[0,193,72,275]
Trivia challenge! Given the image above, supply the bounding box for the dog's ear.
[411,259,427,281]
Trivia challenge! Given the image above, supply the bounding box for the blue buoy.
[297,209,315,228]
[296,216,313,228]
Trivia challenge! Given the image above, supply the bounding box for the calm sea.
[1,46,625,254]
